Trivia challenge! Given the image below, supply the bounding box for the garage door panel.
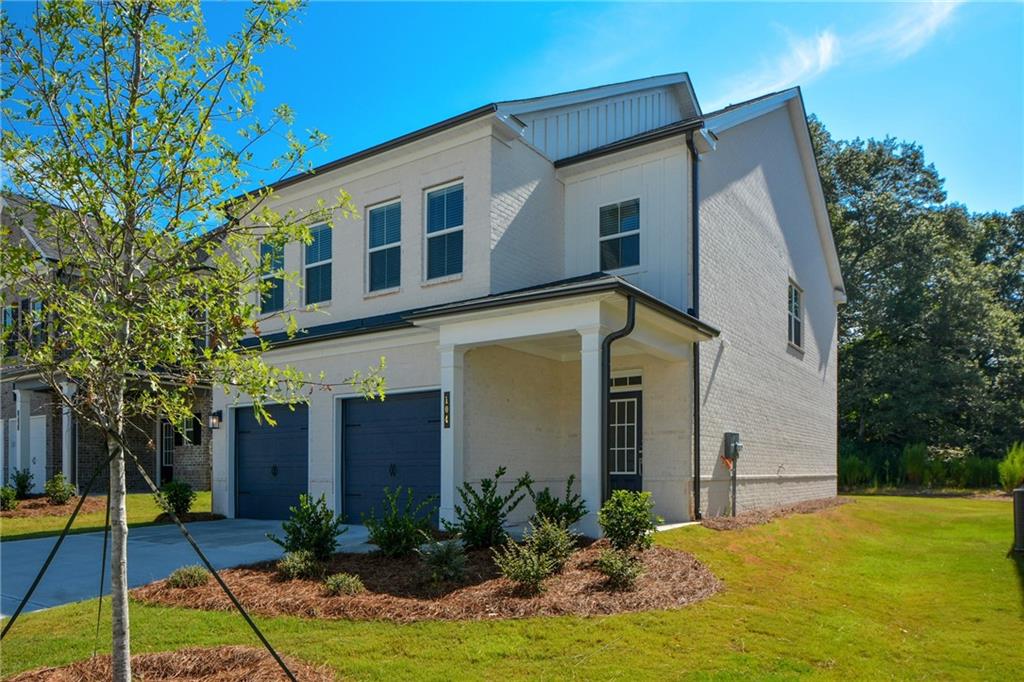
[235,404,308,520]
[343,391,440,524]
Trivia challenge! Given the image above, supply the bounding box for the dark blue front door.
[235,404,308,520]
[608,391,643,493]
[343,391,440,525]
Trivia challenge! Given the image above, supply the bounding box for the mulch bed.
[701,496,851,531]
[133,540,722,622]
[0,496,107,518]
[7,645,333,682]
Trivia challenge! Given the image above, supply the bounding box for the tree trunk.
[107,433,132,681]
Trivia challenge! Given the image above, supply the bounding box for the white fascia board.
[704,89,799,135]
[498,73,691,117]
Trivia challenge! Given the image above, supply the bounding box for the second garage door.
[235,404,308,520]
[342,391,440,524]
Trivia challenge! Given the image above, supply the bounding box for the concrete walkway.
[1,519,371,616]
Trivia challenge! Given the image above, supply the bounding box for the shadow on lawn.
[1009,546,1024,616]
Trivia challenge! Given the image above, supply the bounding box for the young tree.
[0,2,383,678]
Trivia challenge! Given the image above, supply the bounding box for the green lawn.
[1,496,1020,680]
[0,491,212,542]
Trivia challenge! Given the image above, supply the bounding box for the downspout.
[600,295,637,503]
[686,130,703,520]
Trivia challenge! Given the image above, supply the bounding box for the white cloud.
[852,1,962,59]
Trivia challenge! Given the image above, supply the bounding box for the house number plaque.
[443,391,451,428]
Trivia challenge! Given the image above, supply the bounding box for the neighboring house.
[0,194,213,494]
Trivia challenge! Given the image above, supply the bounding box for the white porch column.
[577,326,603,537]
[60,382,76,483]
[13,388,31,474]
[439,344,465,525]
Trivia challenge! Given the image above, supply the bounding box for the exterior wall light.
[208,410,223,430]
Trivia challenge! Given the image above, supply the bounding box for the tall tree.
[0,2,382,678]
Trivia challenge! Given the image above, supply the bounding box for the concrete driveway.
[1,519,371,616]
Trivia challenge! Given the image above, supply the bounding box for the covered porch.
[410,280,717,536]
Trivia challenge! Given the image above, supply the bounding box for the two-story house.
[209,72,845,535]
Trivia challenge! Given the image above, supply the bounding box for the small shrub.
[166,564,209,589]
[525,517,578,573]
[157,480,196,517]
[44,473,76,505]
[444,466,533,549]
[901,443,928,486]
[998,442,1024,492]
[492,539,554,594]
[838,454,872,489]
[964,456,999,489]
[267,494,346,561]
[363,487,435,557]
[597,490,660,552]
[0,486,17,511]
[529,474,587,527]
[10,468,33,499]
[595,548,643,590]
[323,572,365,596]
[417,535,467,583]
[276,550,326,580]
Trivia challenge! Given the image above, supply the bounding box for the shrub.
[525,517,578,573]
[323,572,365,596]
[157,480,196,517]
[492,539,554,594]
[363,487,435,557]
[964,456,1000,489]
[44,473,76,505]
[597,490,660,552]
[838,454,872,489]
[998,442,1024,492]
[595,548,643,590]
[417,536,467,583]
[166,564,209,589]
[1,486,17,511]
[267,493,346,561]
[276,550,326,580]
[901,443,928,486]
[529,474,587,527]
[443,466,533,549]
[10,468,33,499]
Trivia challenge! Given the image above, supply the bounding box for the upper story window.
[29,300,45,346]
[260,242,284,314]
[2,304,18,357]
[599,198,640,271]
[425,182,463,280]
[305,224,332,305]
[368,201,401,292]
[788,282,803,348]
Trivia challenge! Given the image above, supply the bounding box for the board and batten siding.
[562,145,691,311]
[521,87,689,161]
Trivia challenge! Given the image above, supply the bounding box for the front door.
[30,415,46,493]
[159,419,175,485]
[607,390,642,493]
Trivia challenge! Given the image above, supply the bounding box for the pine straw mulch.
[7,645,334,682]
[133,540,722,622]
[701,496,851,531]
[0,495,107,518]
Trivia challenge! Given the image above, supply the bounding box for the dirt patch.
[701,496,851,531]
[133,540,721,622]
[6,645,333,682]
[0,496,106,519]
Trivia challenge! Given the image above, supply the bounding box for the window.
[599,198,640,271]
[161,420,175,467]
[425,183,464,279]
[2,304,18,357]
[173,414,203,446]
[305,225,332,305]
[260,242,284,314]
[30,300,45,346]
[788,282,803,348]
[368,201,401,291]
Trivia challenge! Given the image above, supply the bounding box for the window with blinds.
[305,224,332,304]
[368,202,401,291]
[599,198,640,271]
[425,182,464,279]
[260,242,284,313]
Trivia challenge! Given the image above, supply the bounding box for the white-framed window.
[305,224,332,305]
[788,281,803,348]
[29,299,44,346]
[2,304,18,357]
[425,181,464,280]
[160,420,175,467]
[367,201,401,291]
[599,198,640,271]
[259,242,284,314]
[608,395,639,475]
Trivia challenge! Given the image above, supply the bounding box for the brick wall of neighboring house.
[0,380,61,486]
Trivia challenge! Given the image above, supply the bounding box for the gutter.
[599,295,637,503]
[686,130,703,521]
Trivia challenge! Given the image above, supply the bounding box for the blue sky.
[8,1,1024,212]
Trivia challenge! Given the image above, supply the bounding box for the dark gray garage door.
[235,404,308,520]
[343,391,440,524]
